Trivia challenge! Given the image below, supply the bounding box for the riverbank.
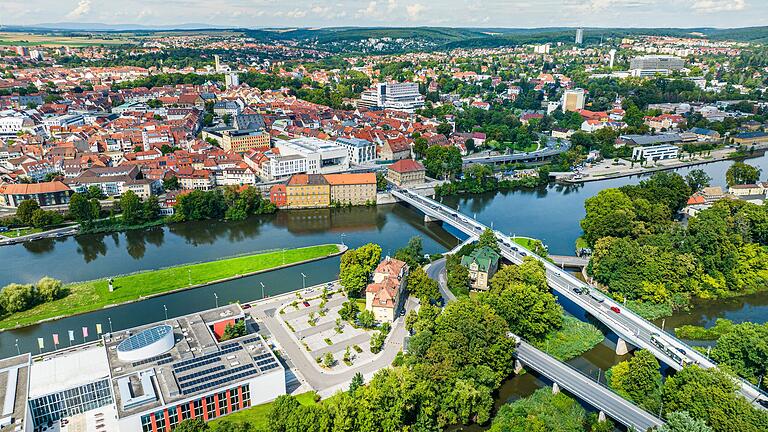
[561,145,767,184]
[0,243,344,331]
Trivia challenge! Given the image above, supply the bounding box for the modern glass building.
[28,379,113,427]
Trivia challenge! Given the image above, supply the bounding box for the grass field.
[534,316,605,361]
[0,244,340,330]
[0,227,43,238]
[512,237,538,250]
[209,392,318,430]
[0,32,135,47]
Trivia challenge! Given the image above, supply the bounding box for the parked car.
[302,301,310,307]
[241,304,252,309]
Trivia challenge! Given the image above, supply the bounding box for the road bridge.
[515,340,664,431]
[391,188,768,408]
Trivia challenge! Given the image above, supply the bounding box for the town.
[0,8,767,432]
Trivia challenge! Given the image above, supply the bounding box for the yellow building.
[220,130,271,153]
[286,174,330,208]
[325,173,377,206]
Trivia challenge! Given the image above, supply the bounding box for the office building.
[561,89,586,113]
[359,82,425,113]
[275,138,349,174]
[0,304,283,432]
[334,137,377,165]
[629,55,685,77]
[575,28,584,44]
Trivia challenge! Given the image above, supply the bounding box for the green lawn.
[0,244,340,330]
[1,227,43,238]
[533,316,605,361]
[512,237,538,250]
[209,392,318,430]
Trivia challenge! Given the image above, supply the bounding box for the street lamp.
[260,282,266,299]
[301,273,307,290]
[214,293,219,308]
[15,339,19,355]
[340,233,346,247]
[163,304,168,321]
[188,269,191,286]
[108,317,113,333]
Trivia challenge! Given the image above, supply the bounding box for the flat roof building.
[275,138,349,174]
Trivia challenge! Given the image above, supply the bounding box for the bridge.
[515,340,664,431]
[392,188,768,408]
[549,254,590,268]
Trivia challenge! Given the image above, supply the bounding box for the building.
[365,258,408,322]
[359,82,425,113]
[629,56,685,77]
[460,246,501,291]
[631,144,680,163]
[575,28,584,44]
[1,304,283,432]
[275,138,349,174]
[0,354,30,432]
[285,174,330,208]
[733,131,768,146]
[65,166,159,197]
[269,184,287,208]
[561,89,586,113]
[379,139,411,161]
[225,73,239,89]
[335,137,377,165]
[620,134,682,147]
[325,173,377,206]
[386,159,425,187]
[220,130,271,154]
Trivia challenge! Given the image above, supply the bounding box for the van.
[589,292,604,303]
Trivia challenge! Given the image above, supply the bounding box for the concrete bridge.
[391,188,768,409]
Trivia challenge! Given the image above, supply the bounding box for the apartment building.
[365,258,409,322]
[285,174,330,208]
[220,130,270,154]
[325,173,377,206]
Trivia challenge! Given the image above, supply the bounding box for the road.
[425,257,454,303]
[462,135,570,166]
[517,341,664,431]
[392,188,767,408]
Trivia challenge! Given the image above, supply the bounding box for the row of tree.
[0,277,64,317]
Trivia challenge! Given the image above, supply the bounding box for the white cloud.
[65,0,92,19]
[585,0,658,10]
[690,0,746,13]
[406,3,426,20]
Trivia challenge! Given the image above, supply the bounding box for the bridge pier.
[514,359,523,374]
[552,382,560,395]
[615,337,631,356]
[424,214,440,223]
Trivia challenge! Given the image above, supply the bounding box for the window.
[218,391,228,414]
[206,396,216,418]
[194,399,203,418]
[29,379,113,427]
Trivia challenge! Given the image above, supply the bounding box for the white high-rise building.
[225,73,239,89]
[609,49,617,69]
[576,28,584,44]
[359,82,424,113]
[561,89,586,113]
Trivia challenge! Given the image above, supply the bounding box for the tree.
[489,388,587,432]
[68,193,98,224]
[357,310,376,329]
[173,418,210,432]
[323,352,335,368]
[31,209,60,228]
[394,236,425,267]
[606,349,662,412]
[86,185,105,200]
[348,372,364,393]
[657,411,713,432]
[423,145,462,179]
[662,366,768,432]
[376,172,388,191]
[15,200,39,226]
[220,320,246,341]
[710,322,768,384]
[477,228,500,253]
[685,169,712,192]
[726,162,761,186]
[581,189,637,246]
[36,277,63,302]
[119,190,143,225]
[1,283,35,313]
[413,136,428,159]
[163,175,180,191]
[406,266,440,303]
[339,244,382,297]
[446,257,470,296]
[338,300,360,321]
[142,197,161,222]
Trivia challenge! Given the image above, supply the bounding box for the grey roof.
[233,114,266,131]
[621,134,681,146]
[336,137,373,148]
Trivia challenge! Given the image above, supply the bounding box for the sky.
[2,0,767,29]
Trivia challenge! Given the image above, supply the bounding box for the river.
[2,153,768,428]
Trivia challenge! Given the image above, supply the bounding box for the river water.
[2,153,768,427]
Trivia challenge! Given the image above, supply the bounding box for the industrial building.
[0,304,285,432]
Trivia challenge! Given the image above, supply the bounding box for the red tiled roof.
[388,159,425,173]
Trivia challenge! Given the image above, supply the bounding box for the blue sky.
[3,0,766,28]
